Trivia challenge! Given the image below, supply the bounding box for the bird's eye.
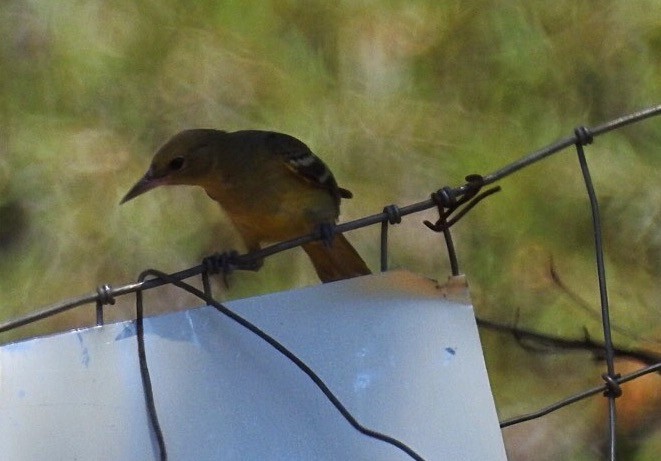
[168,157,185,171]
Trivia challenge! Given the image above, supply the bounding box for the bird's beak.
[120,169,163,204]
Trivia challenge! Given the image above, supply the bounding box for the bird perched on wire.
[120,129,371,283]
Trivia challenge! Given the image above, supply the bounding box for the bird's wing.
[264,132,352,199]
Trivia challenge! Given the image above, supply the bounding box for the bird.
[120,129,371,283]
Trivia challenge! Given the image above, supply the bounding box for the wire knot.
[96,284,115,306]
[424,188,455,233]
[601,372,622,398]
[464,173,485,191]
[429,175,485,213]
[383,204,402,225]
[574,126,594,146]
[431,186,458,209]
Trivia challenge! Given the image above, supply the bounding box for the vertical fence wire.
[575,127,620,460]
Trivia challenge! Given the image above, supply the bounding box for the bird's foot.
[202,251,237,288]
[202,250,264,286]
[240,254,264,272]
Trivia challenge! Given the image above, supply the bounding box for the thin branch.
[476,316,661,370]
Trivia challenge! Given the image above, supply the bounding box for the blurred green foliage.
[0,1,659,459]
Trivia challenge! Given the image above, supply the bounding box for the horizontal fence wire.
[1,104,660,461]
[2,105,659,335]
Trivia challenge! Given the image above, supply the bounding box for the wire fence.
[1,104,660,461]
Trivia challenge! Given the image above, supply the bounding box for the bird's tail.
[302,234,371,283]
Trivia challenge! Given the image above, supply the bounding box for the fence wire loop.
[602,373,623,399]
[435,185,460,209]
[423,176,500,235]
[95,284,115,326]
[423,192,452,233]
[464,173,487,198]
[383,204,403,225]
[422,189,462,275]
[574,125,594,146]
[96,284,115,306]
[380,204,403,272]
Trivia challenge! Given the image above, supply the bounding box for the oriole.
[120,129,371,282]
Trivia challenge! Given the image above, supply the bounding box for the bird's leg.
[315,222,336,248]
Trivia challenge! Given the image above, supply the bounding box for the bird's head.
[120,129,222,204]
